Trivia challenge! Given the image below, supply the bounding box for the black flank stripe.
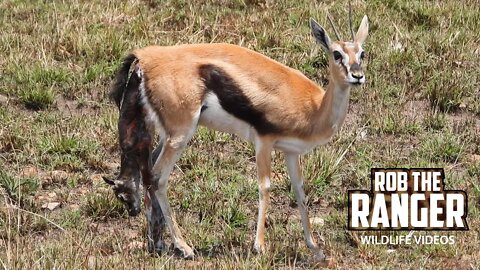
[199,64,280,135]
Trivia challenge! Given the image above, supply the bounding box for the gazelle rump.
[105,15,369,260]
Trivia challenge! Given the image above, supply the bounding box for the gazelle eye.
[333,51,343,61]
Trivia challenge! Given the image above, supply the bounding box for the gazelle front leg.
[151,133,196,259]
[285,154,326,261]
[253,137,274,254]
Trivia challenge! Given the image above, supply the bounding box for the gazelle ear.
[310,18,331,52]
[103,176,124,190]
[103,176,115,185]
[355,15,369,45]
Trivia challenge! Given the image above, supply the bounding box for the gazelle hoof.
[174,243,195,260]
[253,242,265,254]
[147,240,166,254]
[312,249,327,262]
[313,255,336,268]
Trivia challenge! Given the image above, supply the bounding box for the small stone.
[49,170,70,183]
[0,94,8,105]
[21,166,38,178]
[310,217,325,226]
[360,129,368,139]
[319,199,329,208]
[392,41,403,51]
[42,202,61,211]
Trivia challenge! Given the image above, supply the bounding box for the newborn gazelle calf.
[105,15,369,260]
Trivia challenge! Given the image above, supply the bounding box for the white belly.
[274,137,323,154]
[198,93,255,141]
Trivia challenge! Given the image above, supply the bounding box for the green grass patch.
[0,171,39,209]
[19,87,56,110]
[418,132,463,163]
[83,191,126,220]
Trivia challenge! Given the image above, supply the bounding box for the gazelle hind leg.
[151,117,200,259]
[253,137,274,254]
[285,154,326,261]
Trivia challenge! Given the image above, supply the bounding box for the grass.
[418,131,464,163]
[0,0,479,269]
[83,190,126,220]
[19,86,56,110]
[0,172,39,210]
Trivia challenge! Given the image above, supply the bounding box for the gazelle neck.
[314,76,351,137]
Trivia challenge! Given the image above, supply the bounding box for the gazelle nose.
[352,73,364,79]
[350,63,363,79]
[128,206,141,216]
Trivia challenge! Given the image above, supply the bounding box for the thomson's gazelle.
[104,15,369,261]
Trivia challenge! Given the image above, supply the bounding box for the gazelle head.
[103,153,142,216]
[310,14,369,87]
